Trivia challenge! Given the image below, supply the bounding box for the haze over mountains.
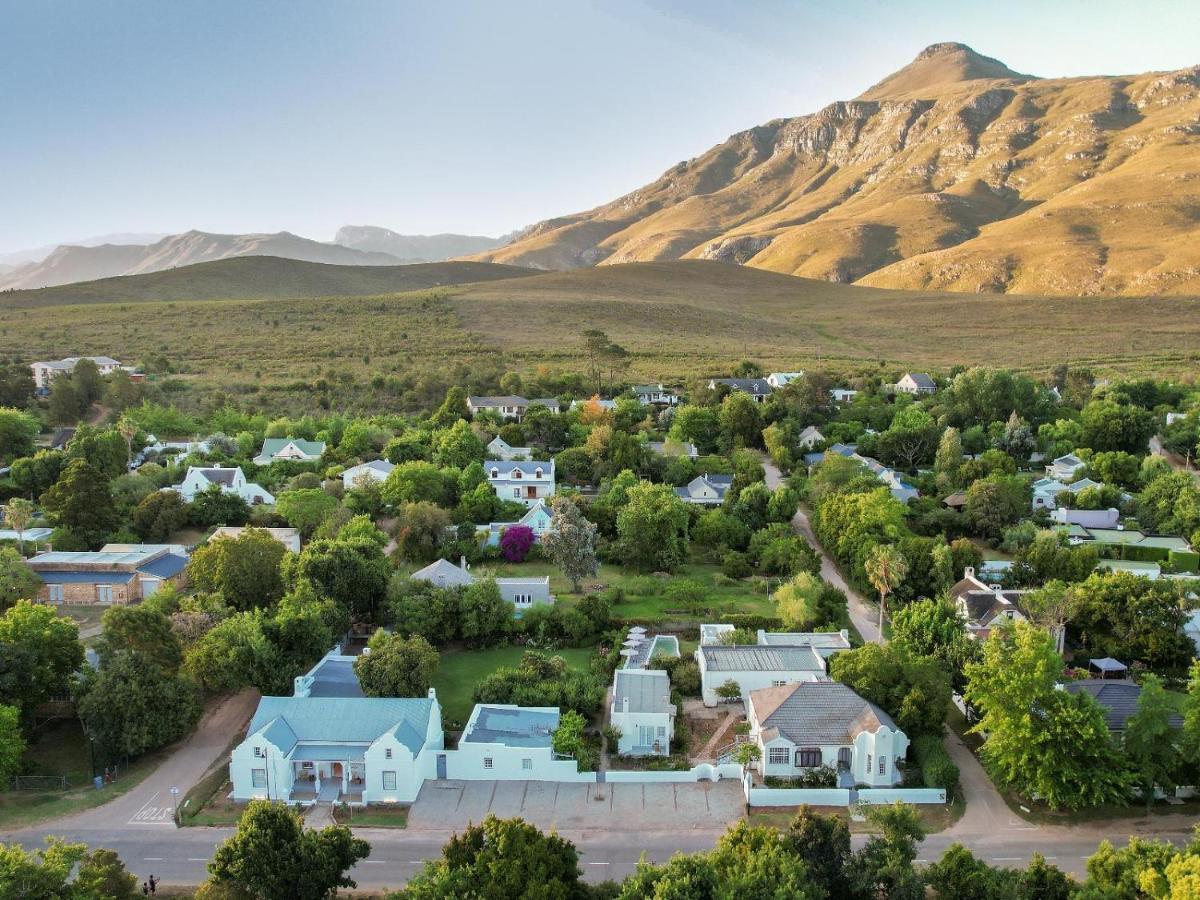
[0,227,506,291]
[471,43,1200,297]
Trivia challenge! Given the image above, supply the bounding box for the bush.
[649,656,700,697]
[913,734,959,799]
[721,551,753,579]
[1168,549,1200,573]
[764,766,836,788]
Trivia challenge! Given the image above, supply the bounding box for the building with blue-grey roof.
[230,648,444,805]
[27,543,190,605]
[444,704,591,782]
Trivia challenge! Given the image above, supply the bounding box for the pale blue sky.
[1,0,1197,252]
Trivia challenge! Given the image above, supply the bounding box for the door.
[638,725,655,748]
[837,748,852,770]
[436,754,447,780]
[331,762,343,788]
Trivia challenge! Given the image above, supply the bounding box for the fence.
[10,775,70,792]
[605,763,742,784]
[742,780,947,808]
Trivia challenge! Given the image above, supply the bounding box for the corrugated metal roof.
[463,705,559,747]
[701,645,824,672]
[138,553,188,579]
[292,743,366,762]
[35,571,135,584]
[306,657,363,698]
[247,697,433,753]
[614,669,674,714]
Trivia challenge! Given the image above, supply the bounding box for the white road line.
[360,860,386,865]
[408,860,425,864]
[144,857,164,861]
[588,862,610,866]
[187,858,209,862]
[991,857,1021,862]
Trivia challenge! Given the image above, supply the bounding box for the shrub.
[913,734,959,799]
[499,524,535,562]
[721,551,753,579]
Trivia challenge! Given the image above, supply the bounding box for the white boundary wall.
[856,788,946,805]
[743,781,947,807]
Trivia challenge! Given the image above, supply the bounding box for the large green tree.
[188,528,288,611]
[540,496,598,592]
[1066,571,1194,672]
[353,630,439,698]
[207,800,370,900]
[130,489,190,541]
[828,643,951,738]
[615,482,690,572]
[1123,674,1182,807]
[0,546,42,612]
[275,489,339,538]
[286,538,390,622]
[96,605,183,675]
[890,597,979,693]
[0,408,39,463]
[0,600,83,718]
[0,703,24,787]
[40,458,120,548]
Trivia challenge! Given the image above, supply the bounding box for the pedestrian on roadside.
[149,875,157,894]
[141,883,148,896]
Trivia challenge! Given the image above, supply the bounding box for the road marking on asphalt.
[144,857,164,861]
[360,860,386,864]
[588,862,610,866]
[991,857,1021,862]
[128,790,176,825]
[187,858,208,862]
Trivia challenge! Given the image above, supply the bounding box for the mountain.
[334,226,504,262]
[471,43,1200,296]
[0,232,167,267]
[0,230,407,291]
[0,255,536,308]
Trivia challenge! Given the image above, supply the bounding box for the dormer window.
[534,468,543,478]
[512,469,523,479]
[490,468,499,479]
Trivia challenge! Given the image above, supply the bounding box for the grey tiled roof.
[752,681,897,744]
[614,669,674,714]
[1063,680,1184,732]
[700,645,824,673]
[904,373,936,388]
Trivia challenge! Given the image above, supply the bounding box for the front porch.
[288,752,366,805]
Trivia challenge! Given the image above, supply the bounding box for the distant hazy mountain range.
[469,42,1200,296]
[0,227,507,291]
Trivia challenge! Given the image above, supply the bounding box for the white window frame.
[47,584,64,604]
[767,747,790,766]
[381,771,397,791]
[522,758,533,770]
[878,758,887,775]
[483,757,493,769]
[95,584,114,603]
[251,769,267,788]
[253,746,265,758]
[385,748,392,759]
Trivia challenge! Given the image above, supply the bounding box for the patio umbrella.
[622,639,643,648]
[628,626,647,634]
[618,649,637,657]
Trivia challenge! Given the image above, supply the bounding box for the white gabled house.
[1032,475,1102,510]
[175,466,274,505]
[1044,454,1087,481]
[409,556,553,613]
[708,378,772,403]
[443,705,585,781]
[830,388,858,403]
[486,436,532,461]
[254,438,326,466]
[797,425,825,450]
[486,459,555,508]
[632,384,678,406]
[467,396,560,422]
[766,372,804,389]
[747,681,908,787]
[480,500,555,547]
[211,526,302,554]
[342,459,395,489]
[895,373,936,395]
[675,474,733,506]
[696,626,851,706]
[610,668,676,756]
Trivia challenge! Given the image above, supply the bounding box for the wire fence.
[10,775,70,792]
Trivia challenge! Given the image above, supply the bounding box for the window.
[796,748,822,768]
[484,757,493,769]
[535,468,543,478]
[96,584,114,603]
[490,468,499,479]
[385,748,392,759]
[879,758,887,775]
[513,488,521,498]
[771,680,787,687]
[657,726,667,738]
[522,758,533,770]
[512,469,523,479]
[251,769,267,788]
[47,584,64,604]
[767,747,790,765]
[381,771,397,791]
[253,746,265,758]
[867,754,872,773]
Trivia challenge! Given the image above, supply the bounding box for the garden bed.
[333,803,409,828]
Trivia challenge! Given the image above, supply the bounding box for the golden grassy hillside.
[472,44,1200,297]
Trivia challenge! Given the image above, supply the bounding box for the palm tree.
[5,497,35,554]
[117,416,138,464]
[865,544,908,635]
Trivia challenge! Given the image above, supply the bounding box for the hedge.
[912,735,959,800]
[1168,549,1200,574]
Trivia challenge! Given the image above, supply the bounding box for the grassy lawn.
[433,645,596,724]
[746,796,964,835]
[333,803,409,828]
[475,558,775,622]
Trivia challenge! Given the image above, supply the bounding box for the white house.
[1032,475,1102,510]
[766,372,804,389]
[610,669,675,756]
[697,643,829,707]
[797,425,825,450]
[486,436,532,460]
[342,459,395,489]
[1051,507,1120,529]
[409,557,553,612]
[633,384,678,406]
[709,378,772,403]
[948,567,1039,645]
[674,474,733,506]
[853,453,919,503]
[1045,454,1087,481]
[31,356,122,391]
[443,705,585,782]
[895,373,936,395]
[486,459,555,507]
[174,466,274,505]
[467,396,560,422]
[211,526,302,554]
[254,438,326,465]
[747,681,908,787]
[480,500,555,548]
[570,398,617,413]
[830,388,858,403]
[229,650,444,805]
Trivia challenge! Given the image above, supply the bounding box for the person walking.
[149,875,157,894]
[141,883,148,896]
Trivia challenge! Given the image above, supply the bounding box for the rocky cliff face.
[471,44,1200,296]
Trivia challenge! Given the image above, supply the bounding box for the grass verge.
[0,751,166,830]
[333,803,409,828]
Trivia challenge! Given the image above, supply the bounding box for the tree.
[1184,661,1200,773]
[189,529,288,611]
[48,377,82,425]
[190,485,251,528]
[432,419,485,469]
[733,742,762,767]
[964,474,1030,540]
[96,604,182,675]
[130,489,190,541]
[395,815,584,900]
[184,611,276,695]
[76,652,201,760]
[540,497,598,592]
[0,703,24,786]
[430,386,470,428]
[995,411,1035,459]
[719,392,762,449]
[669,404,720,453]
[0,600,83,718]
[934,426,963,488]
[773,572,849,632]
[286,538,390,622]
[1066,571,1193,672]
[0,546,41,612]
[581,329,611,395]
[499,524,534,563]
[3,497,35,556]
[381,461,455,508]
[964,620,1132,810]
[459,580,513,647]
[551,709,586,759]
[1080,399,1156,454]
[849,803,927,900]
[890,597,979,693]
[275,488,339,538]
[207,799,370,900]
[392,501,451,563]
[865,544,907,633]
[829,643,950,738]
[1123,674,1181,807]
[40,458,120,548]
[353,630,439,698]
[616,482,690,572]
[783,805,852,897]
[74,847,140,899]
[0,408,39,463]
[0,838,126,900]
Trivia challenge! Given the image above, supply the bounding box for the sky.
[1,0,1198,254]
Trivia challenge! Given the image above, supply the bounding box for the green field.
[2,258,1198,418]
[433,645,596,724]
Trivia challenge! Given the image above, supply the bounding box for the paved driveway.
[408,779,745,832]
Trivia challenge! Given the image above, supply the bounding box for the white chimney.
[964,566,975,578]
[460,555,468,571]
[622,697,629,713]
